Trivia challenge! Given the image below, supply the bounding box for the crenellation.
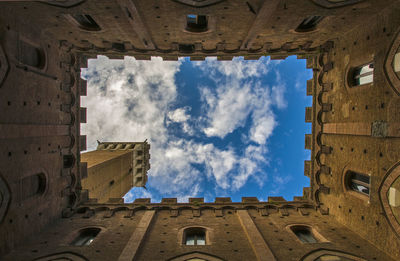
[268,196,286,203]
[214,197,232,203]
[241,197,259,203]
[161,198,178,204]
[189,197,204,204]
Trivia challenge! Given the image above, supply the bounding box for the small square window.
[186,14,208,33]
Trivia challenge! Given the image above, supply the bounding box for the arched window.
[186,14,208,33]
[290,225,318,243]
[20,173,46,199]
[295,16,323,32]
[346,171,370,196]
[184,227,206,245]
[66,14,101,31]
[349,62,374,86]
[71,228,101,246]
[302,249,366,261]
[17,40,45,69]
[315,255,355,261]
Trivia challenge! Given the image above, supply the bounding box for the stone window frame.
[64,14,102,32]
[342,167,371,203]
[347,62,374,87]
[17,169,48,205]
[69,227,102,247]
[178,225,213,246]
[311,0,365,9]
[301,249,367,261]
[286,224,329,244]
[168,251,224,261]
[379,161,400,239]
[16,36,48,71]
[295,16,324,33]
[384,30,400,96]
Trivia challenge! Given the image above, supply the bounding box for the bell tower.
[80,141,150,203]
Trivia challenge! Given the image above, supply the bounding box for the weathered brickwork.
[0,0,399,260]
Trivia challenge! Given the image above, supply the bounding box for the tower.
[81,141,150,203]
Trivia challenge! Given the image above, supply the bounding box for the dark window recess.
[179,44,195,53]
[137,150,143,156]
[246,2,256,15]
[184,227,206,245]
[20,173,46,199]
[112,42,125,52]
[291,226,318,243]
[136,176,143,183]
[125,7,133,20]
[347,171,370,196]
[18,41,45,69]
[137,168,143,173]
[109,180,115,186]
[295,16,323,32]
[137,160,143,165]
[70,14,101,31]
[63,155,75,168]
[350,63,374,86]
[71,228,101,246]
[186,14,208,32]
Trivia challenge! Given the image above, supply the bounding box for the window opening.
[184,227,206,245]
[186,14,208,33]
[71,228,101,246]
[179,44,195,53]
[291,226,318,243]
[18,41,45,69]
[69,14,101,31]
[20,173,46,199]
[350,63,374,86]
[346,171,370,196]
[295,16,323,32]
[63,155,75,168]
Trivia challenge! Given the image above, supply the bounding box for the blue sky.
[81,55,312,203]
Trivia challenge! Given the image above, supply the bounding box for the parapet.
[96,140,151,188]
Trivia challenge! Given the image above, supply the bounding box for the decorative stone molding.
[379,161,400,239]
[172,0,226,8]
[311,0,365,9]
[0,44,9,87]
[32,252,88,261]
[0,173,10,224]
[168,252,225,261]
[301,248,367,261]
[384,26,400,96]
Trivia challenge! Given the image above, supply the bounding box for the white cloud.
[167,107,190,123]
[166,107,193,135]
[194,56,271,80]
[200,82,254,138]
[124,188,154,203]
